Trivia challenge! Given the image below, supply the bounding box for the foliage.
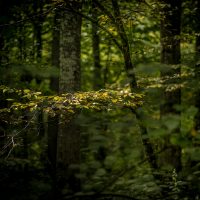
[0,85,143,115]
[1,0,200,200]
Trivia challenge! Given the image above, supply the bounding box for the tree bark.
[57,0,82,194]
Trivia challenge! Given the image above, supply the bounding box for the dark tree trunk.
[111,0,158,170]
[0,2,9,72]
[159,0,182,172]
[50,11,60,92]
[194,0,200,131]
[0,30,5,66]
[103,40,111,86]
[111,0,137,90]
[33,0,44,61]
[92,0,102,90]
[47,9,60,200]
[48,115,59,199]
[32,0,45,139]
[0,26,7,149]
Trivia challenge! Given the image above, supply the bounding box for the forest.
[0,0,200,199]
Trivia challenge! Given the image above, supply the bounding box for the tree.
[56,0,82,194]
[100,0,138,89]
[194,0,200,131]
[91,1,159,183]
[92,0,103,90]
[2,0,200,199]
[47,9,60,200]
[159,0,182,172]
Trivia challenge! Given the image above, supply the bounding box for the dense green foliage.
[0,0,200,200]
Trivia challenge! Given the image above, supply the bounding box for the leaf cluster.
[0,85,143,118]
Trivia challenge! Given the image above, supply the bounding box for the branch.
[0,109,38,158]
[93,0,117,26]
[93,0,129,47]
[111,0,129,45]
[65,4,123,51]
[0,3,63,28]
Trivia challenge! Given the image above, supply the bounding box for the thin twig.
[0,109,38,158]
[0,3,64,28]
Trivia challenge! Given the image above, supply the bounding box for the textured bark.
[58,4,82,93]
[57,1,82,193]
[159,0,182,172]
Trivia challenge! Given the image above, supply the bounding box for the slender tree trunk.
[48,10,60,200]
[92,1,102,90]
[35,23,42,60]
[0,29,7,149]
[0,32,4,65]
[103,40,111,86]
[194,0,200,131]
[111,0,137,90]
[91,0,108,166]
[111,0,158,171]
[32,0,45,139]
[18,14,26,61]
[33,0,43,61]
[159,0,182,172]
[57,1,82,194]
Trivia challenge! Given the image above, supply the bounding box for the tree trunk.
[159,0,182,172]
[48,10,60,200]
[57,1,82,194]
[194,0,200,131]
[50,10,60,92]
[32,0,45,141]
[92,0,102,90]
[33,0,44,61]
[111,0,158,170]
[111,0,137,90]
[0,31,4,65]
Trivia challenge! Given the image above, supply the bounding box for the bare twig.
[0,3,64,28]
[0,109,38,158]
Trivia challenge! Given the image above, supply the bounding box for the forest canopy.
[0,0,200,200]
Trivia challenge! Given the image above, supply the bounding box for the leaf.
[23,89,30,93]
[95,168,106,177]
[3,89,8,93]
[162,114,180,131]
